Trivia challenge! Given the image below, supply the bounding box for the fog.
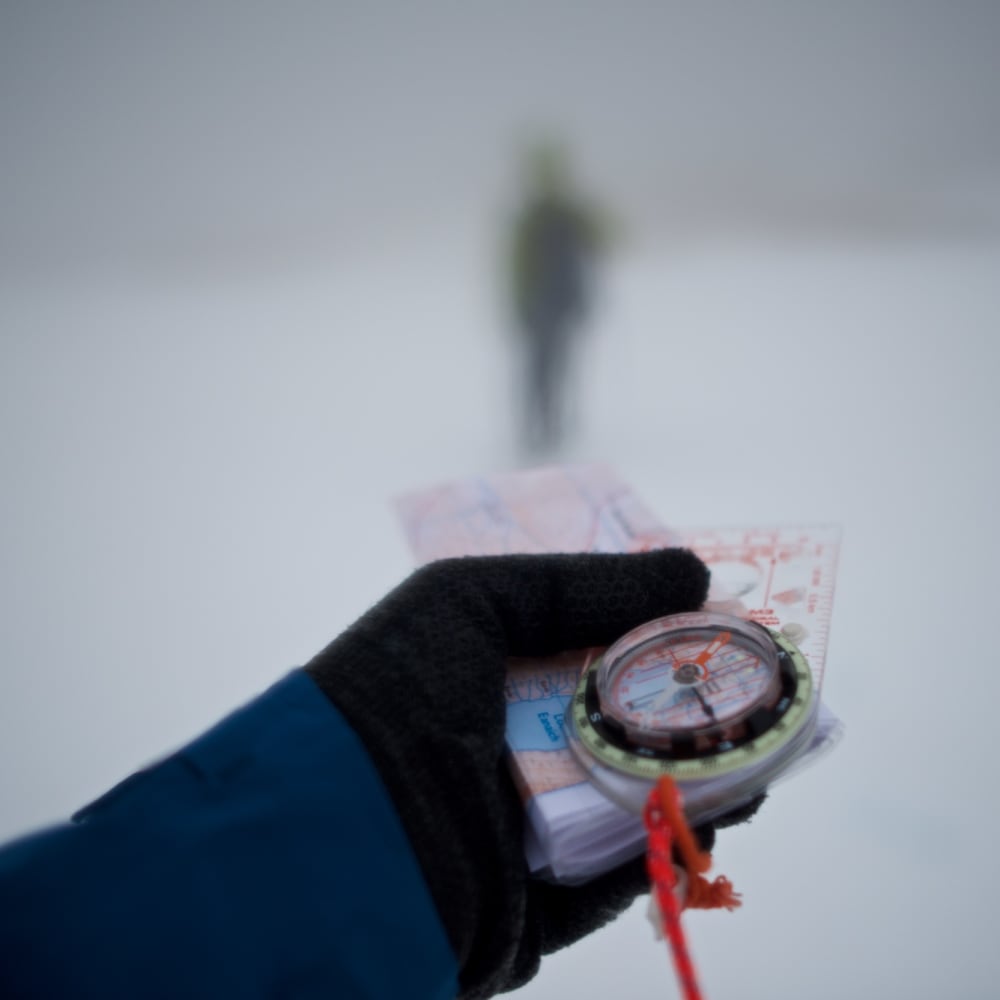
[2,4,999,997]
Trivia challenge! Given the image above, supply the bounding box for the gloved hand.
[306,549,741,999]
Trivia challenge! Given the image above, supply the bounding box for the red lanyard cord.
[644,776,742,1000]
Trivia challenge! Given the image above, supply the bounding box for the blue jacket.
[0,671,458,999]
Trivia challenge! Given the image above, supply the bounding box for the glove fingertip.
[646,546,711,604]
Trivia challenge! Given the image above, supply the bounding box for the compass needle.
[693,687,717,722]
[694,631,731,669]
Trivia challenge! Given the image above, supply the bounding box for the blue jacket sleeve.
[0,671,458,1000]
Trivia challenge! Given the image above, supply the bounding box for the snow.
[2,231,998,998]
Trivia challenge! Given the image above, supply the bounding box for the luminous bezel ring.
[570,625,815,781]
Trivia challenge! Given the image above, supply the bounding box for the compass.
[567,611,819,818]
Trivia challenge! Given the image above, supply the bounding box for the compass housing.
[567,611,819,818]
[597,613,786,749]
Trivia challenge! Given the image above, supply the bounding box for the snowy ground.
[2,231,999,998]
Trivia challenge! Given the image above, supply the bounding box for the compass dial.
[569,611,816,784]
[601,615,781,747]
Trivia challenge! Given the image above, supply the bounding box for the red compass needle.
[693,632,731,670]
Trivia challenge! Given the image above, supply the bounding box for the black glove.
[306,549,717,998]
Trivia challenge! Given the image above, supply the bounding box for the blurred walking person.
[509,142,605,455]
